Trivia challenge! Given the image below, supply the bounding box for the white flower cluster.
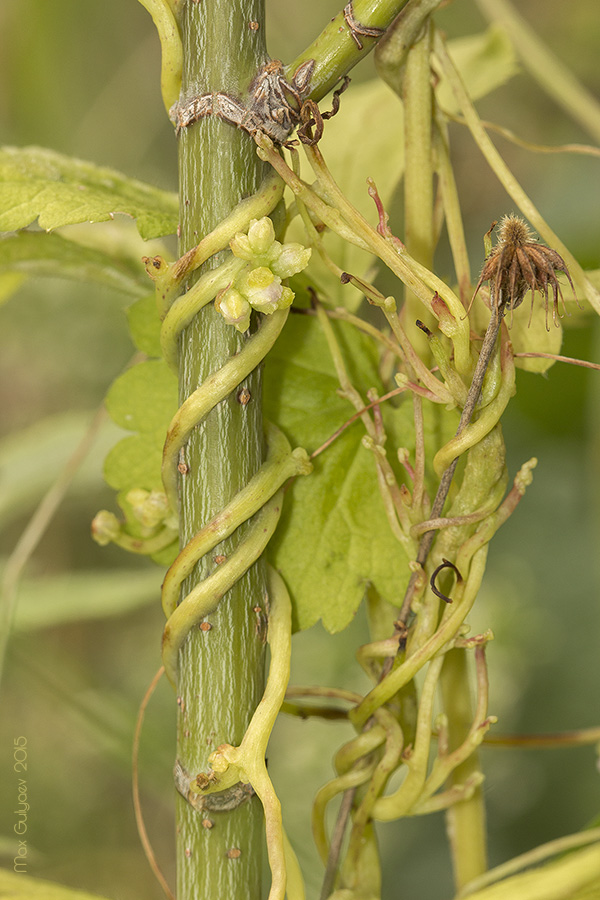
[215,217,311,332]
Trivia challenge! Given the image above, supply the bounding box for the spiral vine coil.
[152,172,312,686]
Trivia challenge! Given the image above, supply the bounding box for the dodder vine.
[87,2,600,899]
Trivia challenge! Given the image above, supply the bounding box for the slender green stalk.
[136,0,182,110]
[402,18,436,356]
[433,29,600,315]
[175,2,269,898]
[375,0,444,91]
[433,115,471,304]
[0,406,107,682]
[459,843,600,900]
[459,827,600,898]
[440,648,488,890]
[286,0,410,103]
[475,0,600,145]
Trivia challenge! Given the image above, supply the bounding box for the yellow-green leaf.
[264,314,415,632]
[0,231,148,297]
[0,146,178,240]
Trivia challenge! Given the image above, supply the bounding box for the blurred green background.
[0,1,599,898]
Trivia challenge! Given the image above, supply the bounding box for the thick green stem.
[175,2,269,898]
[440,648,487,890]
[285,0,410,103]
[402,18,436,357]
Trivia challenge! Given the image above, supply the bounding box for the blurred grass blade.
[10,567,160,630]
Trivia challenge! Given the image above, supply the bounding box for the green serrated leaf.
[436,25,519,114]
[103,359,177,492]
[126,293,163,356]
[104,359,177,434]
[264,314,414,632]
[0,146,178,240]
[271,435,411,633]
[0,231,148,297]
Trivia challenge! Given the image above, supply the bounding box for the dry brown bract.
[472,214,577,330]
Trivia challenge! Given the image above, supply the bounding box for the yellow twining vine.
[186,565,302,900]
[95,151,313,899]
[136,0,183,112]
[93,112,559,900]
[145,174,312,900]
[97,6,596,898]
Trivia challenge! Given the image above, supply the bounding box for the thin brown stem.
[132,666,175,900]
[319,786,357,900]
[393,301,505,643]
[0,404,108,682]
[483,726,600,749]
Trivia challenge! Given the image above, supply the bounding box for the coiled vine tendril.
[94,149,313,897]
[119,169,311,688]
[155,174,313,899]
[93,5,593,897]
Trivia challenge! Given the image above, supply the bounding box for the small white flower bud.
[127,488,170,528]
[215,286,252,332]
[91,510,121,546]
[247,217,276,255]
[229,232,253,261]
[239,267,282,312]
[271,244,312,278]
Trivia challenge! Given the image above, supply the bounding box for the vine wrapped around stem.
[145,169,313,898]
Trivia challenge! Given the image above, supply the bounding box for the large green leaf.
[264,314,418,632]
[0,231,148,297]
[317,77,404,250]
[0,146,178,240]
[126,292,163,357]
[103,359,177,492]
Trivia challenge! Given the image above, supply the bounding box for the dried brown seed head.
[472,214,577,330]
[497,213,533,247]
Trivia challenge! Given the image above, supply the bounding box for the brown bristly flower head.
[472,214,578,330]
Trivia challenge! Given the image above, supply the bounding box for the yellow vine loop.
[309,459,536,859]
[433,331,516,476]
[156,173,311,684]
[161,424,311,687]
[161,310,294,515]
[136,0,182,113]
[152,169,311,897]
[205,565,295,900]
